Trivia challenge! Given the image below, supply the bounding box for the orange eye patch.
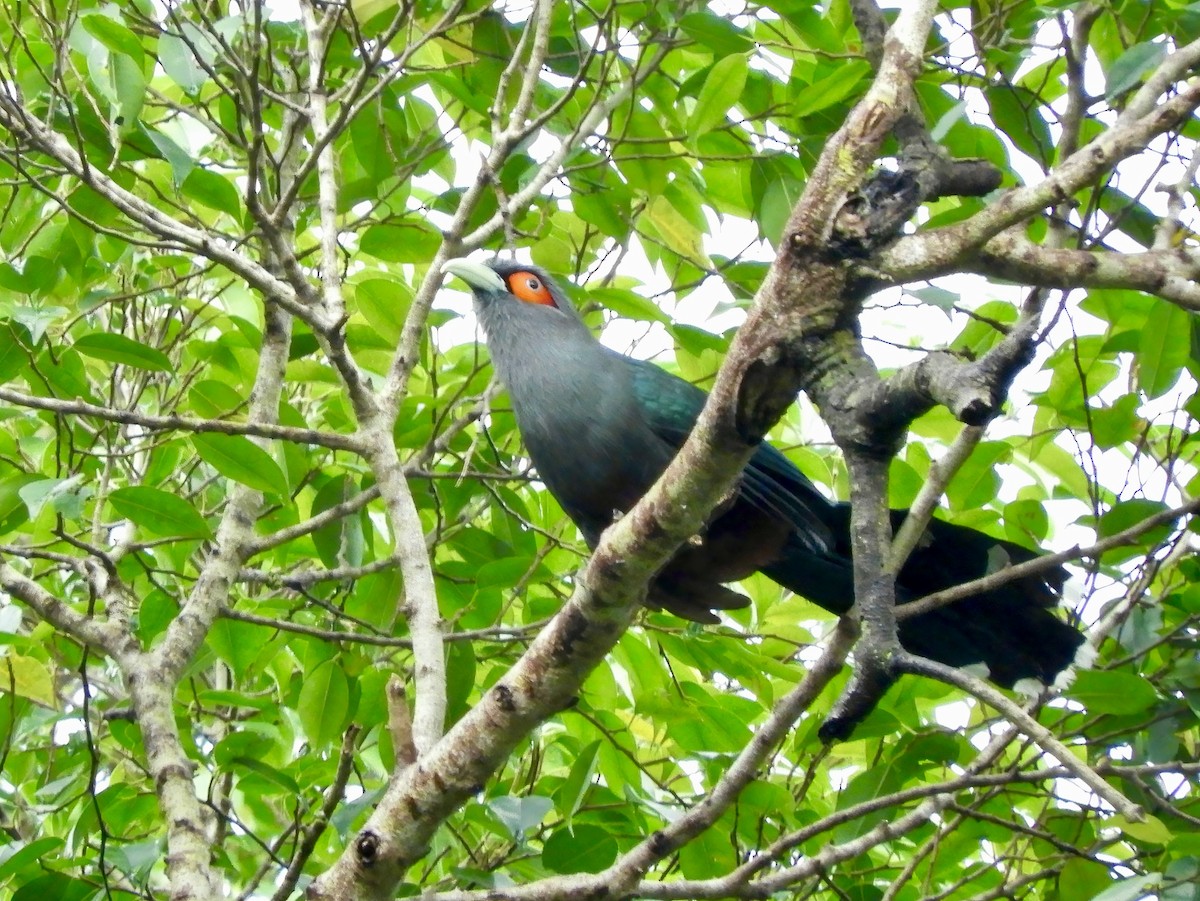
[506,271,555,306]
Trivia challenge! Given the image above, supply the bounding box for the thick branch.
[972,237,1200,309]
[0,562,120,653]
[850,0,1002,201]
[819,452,901,741]
[880,70,1200,273]
[856,312,1037,430]
[879,231,1200,310]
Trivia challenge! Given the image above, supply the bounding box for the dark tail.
[762,505,1087,690]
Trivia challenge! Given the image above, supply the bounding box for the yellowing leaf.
[0,652,57,707]
[645,195,711,267]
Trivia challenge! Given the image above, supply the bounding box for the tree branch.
[0,561,120,654]
[893,651,1142,819]
[879,66,1200,273]
[360,428,447,754]
[120,301,294,900]
[0,387,364,451]
[897,495,1200,621]
[0,91,323,329]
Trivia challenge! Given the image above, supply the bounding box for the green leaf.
[18,476,86,520]
[311,476,364,569]
[351,0,400,27]
[1107,813,1172,845]
[145,127,195,185]
[1136,303,1191,397]
[946,442,1009,511]
[11,306,63,345]
[687,53,747,140]
[360,221,441,263]
[192,433,289,496]
[1067,670,1158,715]
[298,662,350,749]
[645,195,711,266]
[930,99,969,141]
[158,31,210,94]
[182,167,243,218]
[679,12,753,57]
[231,756,301,795]
[1088,873,1161,901]
[207,618,266,679]
[1097,189,1158,248]
[13,873,96,901]
[0,838,66,880]
[0,473,36,536]
[353,277,409,345]
[639,695,753,752]
[572,189,629,239]
[487,794,554,842]
[542,823,617,874]
[1090,394,1141,449]
[444,638,476,725]
[555,740,600,821]
[0,321,27,379]
[791,61,870,118]
[111,51,147,129]
[74,333,172,372]
[108,486,212,539]
[678,823,737,879]
[187,380,246,418]
[1059,859,1114,901]
[1003,497,1049,544]
[1097,498,1172,563]
[987,85,1054,164]
[589,286,669,324]
[1163,859,1200,901]
[81,14,145,65]
[1105,42,1167,99]
[908,285,958,315]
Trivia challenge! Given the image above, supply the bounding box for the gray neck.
[474,297,630,447]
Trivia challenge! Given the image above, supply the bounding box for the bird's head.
[441,257,575,316]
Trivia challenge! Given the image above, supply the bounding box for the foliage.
[0,1,1196,900]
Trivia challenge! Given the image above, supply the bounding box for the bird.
[441,257,1087,697]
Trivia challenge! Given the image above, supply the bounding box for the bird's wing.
[622,355,833,553]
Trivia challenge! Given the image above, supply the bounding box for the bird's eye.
[508,271,555,307]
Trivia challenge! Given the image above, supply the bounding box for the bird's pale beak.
[441,258,506,293]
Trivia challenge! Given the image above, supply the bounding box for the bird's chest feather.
[516,381,667,520]
[480,307,675,539]
[509,366,672,539]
